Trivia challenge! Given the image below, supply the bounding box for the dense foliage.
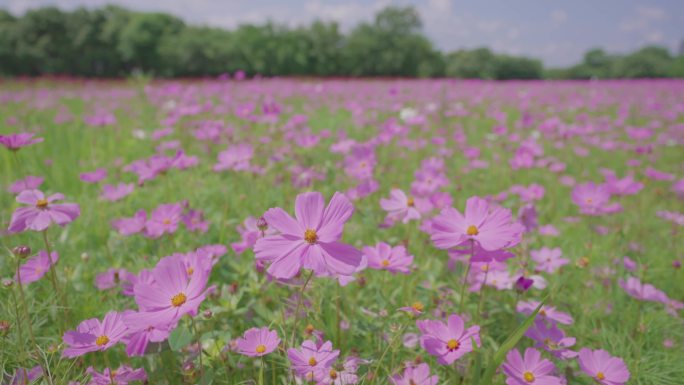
[0,5,681,79]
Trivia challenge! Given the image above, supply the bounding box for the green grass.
[1,78,683,384]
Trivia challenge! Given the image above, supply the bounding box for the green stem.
[475,267,489,324]
[15,258,37,347]
[290,270,314,347]
[458,241,475,314]
[258,357,264,385]
[10,288,27,360]
[190,317,205,380]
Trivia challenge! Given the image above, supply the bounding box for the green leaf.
[168,325,193,351]
[478,293,549,385]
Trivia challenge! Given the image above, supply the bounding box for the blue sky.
[1,0,683,66]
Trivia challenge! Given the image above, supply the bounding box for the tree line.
[0,5,682,79]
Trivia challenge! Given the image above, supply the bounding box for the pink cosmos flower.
[8,366,42,385]
[236,327,280,357]
[79,168,107,183]
[524,320,577,359]
[8,189,80,233]
[416,314,480,365]
[122,311,174,357]
[0,132,43,151]
[86,365,147,385]
[127,258,210,326]
[530,247,569,274]
[254,191,363,280]
[618,277,668,303]
[390,363,439,385]
[100,183,134,202]
[182,209,209,233]
[363,242,413,274]
[231,216,276,255]
[602,171,643,196]
[213,143,254,172]
[62,311,128,358]
[502,348,564,385]
[577,348,630,385]
[288,340,340,382]
[571,183,614,216]
[94,268,131,290]
[15,250,59,285]
[145,203,183,238]
[517,301,573,325]
[380,189,430,224]
[431,196,523,251]
[8,175,44,194]
[112,210,147,236]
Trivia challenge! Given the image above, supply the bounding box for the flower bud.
[0,320,10,336]
[256,216,268,232]
[203,310,213,319]
[2,278,13,288]
[12,245,31,259]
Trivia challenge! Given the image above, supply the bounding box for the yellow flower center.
[586,198,593,204]
[305,324,315,334]
[187,267,194,275]
[329,369,338,379]
[255,344,266,354]
[304,228,318,244]
[466,225,479,236]
[412,301,424,312]
[523,371,535,382]
[309,357,317,366]
[95,335,110,346]
[407,197,415,207]
[163,218,171,225]
[381,259,390,267]
[539,309,547,316]
[36,199,49,209]
[409,381,417,385]
[596,372,606,380]
[480,264,490,272]
[171,292,187,307]
[447,339,460,350]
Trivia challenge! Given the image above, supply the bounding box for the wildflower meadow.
[1,78,683,384]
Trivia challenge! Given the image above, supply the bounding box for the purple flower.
[525,320,577,359]
[62,311,128,358]
[122,311,174,357]
[8,366,42,385]
[100,183,134,202]
[432,196,523,251]
[618,276,668,303]
[236,327,281,357]
[8,189,80,233]
[79,168,107,183]
[530,247,569,274]
[254,191,363,280]
[231,216,276,255]
[363,242,413,274]
[112,210,147,236]
[502,348,564,385]
[0,132,43,151]
[8,175,44,194]
[380,189,430,225]
[127,257,209,326]
[213,143,254,172]
[577,348,630,385]
[182,209,209,233]
[15,250,59,285]
[517,301,573,325]
[390,363,439,385]
[145,203,183,238]
[571,182,617,216]
[94,268,132,290]
[416,314,480,365]
[86,365,147,385]
[288,340,340,382]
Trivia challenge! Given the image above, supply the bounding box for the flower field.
[1,78,683,385]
